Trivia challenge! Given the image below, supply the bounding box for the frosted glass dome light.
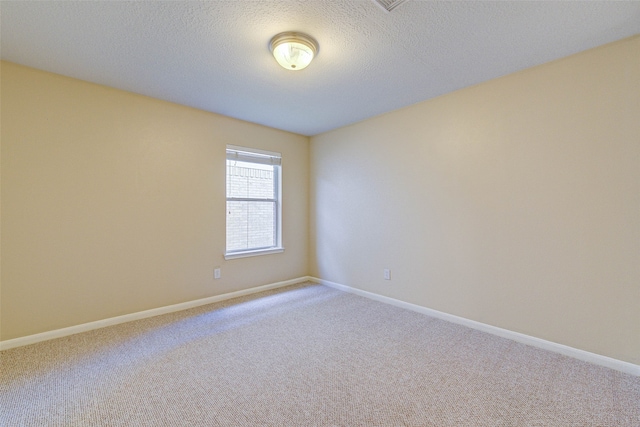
[269,32,318,71]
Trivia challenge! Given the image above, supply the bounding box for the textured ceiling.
[1,1,639,136]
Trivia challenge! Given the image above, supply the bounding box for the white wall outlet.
[384,269,391,280]
[214,268,221,279]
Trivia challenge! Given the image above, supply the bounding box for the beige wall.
[310,36,640,364]
[1,62,309,340]
[2,36,639,365]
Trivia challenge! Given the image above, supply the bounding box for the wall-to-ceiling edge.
[309,35,640,366]
[0,61,309,341]
[2,35,639,375]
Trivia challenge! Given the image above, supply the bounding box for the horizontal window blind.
[226,146,281,166]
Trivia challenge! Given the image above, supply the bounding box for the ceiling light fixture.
[269,32,318,71]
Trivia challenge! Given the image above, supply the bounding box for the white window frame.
[224,145,283,260]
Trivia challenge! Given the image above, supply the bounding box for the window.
[225,145,283,259]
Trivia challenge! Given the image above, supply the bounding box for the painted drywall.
[310,36,640,364]
[0,62,309,341]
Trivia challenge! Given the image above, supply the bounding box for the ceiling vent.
[372,0,410,12]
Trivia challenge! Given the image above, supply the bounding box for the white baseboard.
[0,276,311,351]
[310,277,640,377]
[4,275,637,376]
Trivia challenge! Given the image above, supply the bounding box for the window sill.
[224,247,284,260]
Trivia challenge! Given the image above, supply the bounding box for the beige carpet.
[1,282,639,426]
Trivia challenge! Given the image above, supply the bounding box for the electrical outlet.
[214,268,221,279]
[384,269,391,280]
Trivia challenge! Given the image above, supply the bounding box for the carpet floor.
[1,282,639,426]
